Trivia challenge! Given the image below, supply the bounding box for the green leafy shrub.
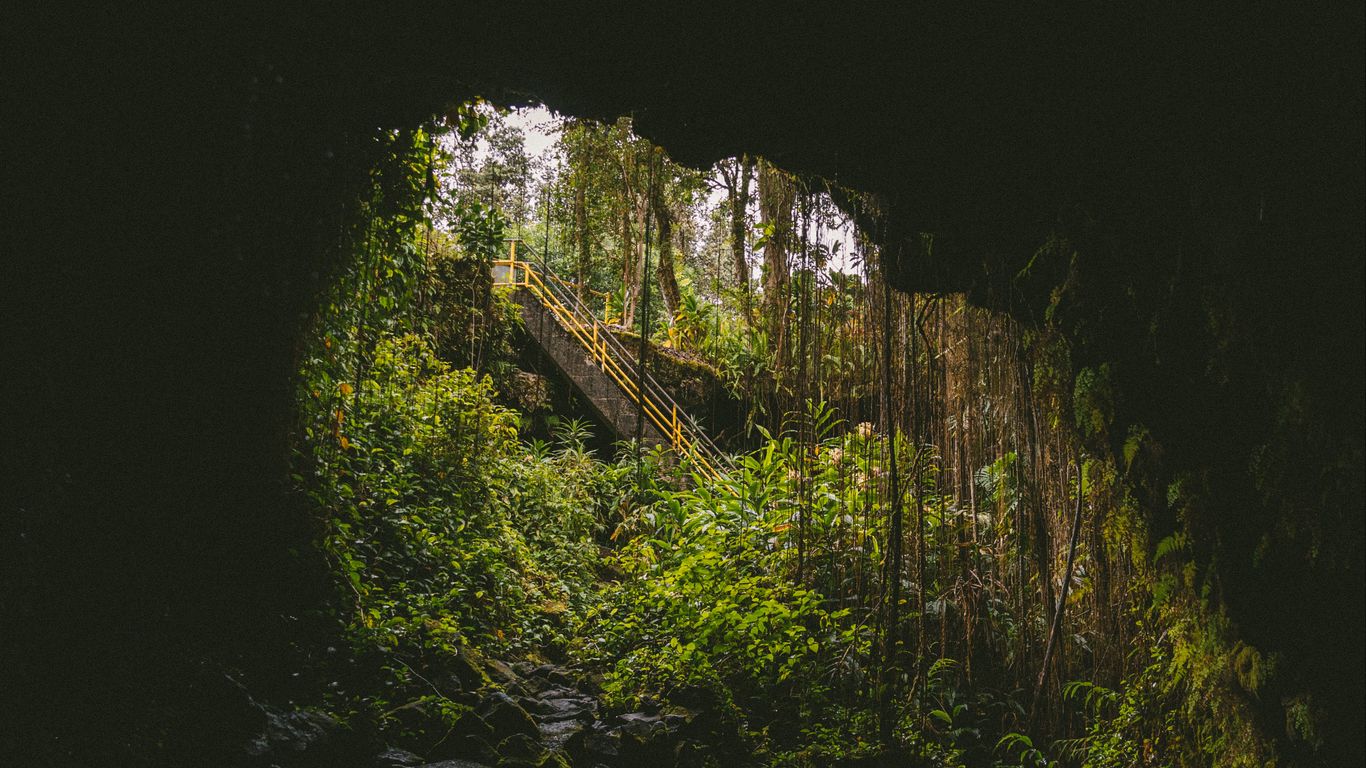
[573,410,879,745]
[303,334,525,654]
[293,331,620,742]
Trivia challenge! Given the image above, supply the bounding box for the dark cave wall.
[3,2,1361,763]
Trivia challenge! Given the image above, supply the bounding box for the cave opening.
[3,5,1362,768]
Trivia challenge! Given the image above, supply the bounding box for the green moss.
[1283,695,1323,750]
[1073,364,1115,441]
[1232,642,1271,696]
[608,327,726,409]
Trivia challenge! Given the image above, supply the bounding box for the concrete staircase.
[514,289,665,447]
[493,251,729,480]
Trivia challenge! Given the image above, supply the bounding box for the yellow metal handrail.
[501,239,617,323]
[493,246,725,481]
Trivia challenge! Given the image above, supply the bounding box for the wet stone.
[476,692,539,742]
[565,724,620,762]
[485,659,521,687]
[495,732,545,762]
[614,711,666,738]
[373,746,425,767]
[536,717,586,752]
[520,695,596,723]
[531,665,574,688]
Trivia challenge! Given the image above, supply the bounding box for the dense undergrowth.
[280,114,1338,768]
[289,296,1222,766]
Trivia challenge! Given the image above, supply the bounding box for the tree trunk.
[620,205,637,328]
[624,194,648,329]
[653,196,681,320]
[878,277,906,746]
[1029,458,1085,729]
[758,158,794,356]
[574,164,589,297]
[727,156,753,289]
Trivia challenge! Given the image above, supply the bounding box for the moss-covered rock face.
[606,325,737,423]
[6,3,1360,765]
[1010,218,1364,764]
[606,328,729,409]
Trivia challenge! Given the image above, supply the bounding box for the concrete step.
[514,291,665,446]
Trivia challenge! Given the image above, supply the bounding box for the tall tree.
[718,155,754,291]
[607,121,650,329]
[448,111,533,222]
[758,158,796,357]
[567,120,593,296]
[620,162,648,329]
[651,179,681,319]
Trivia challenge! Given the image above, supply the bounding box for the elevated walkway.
[493,247,729,480]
